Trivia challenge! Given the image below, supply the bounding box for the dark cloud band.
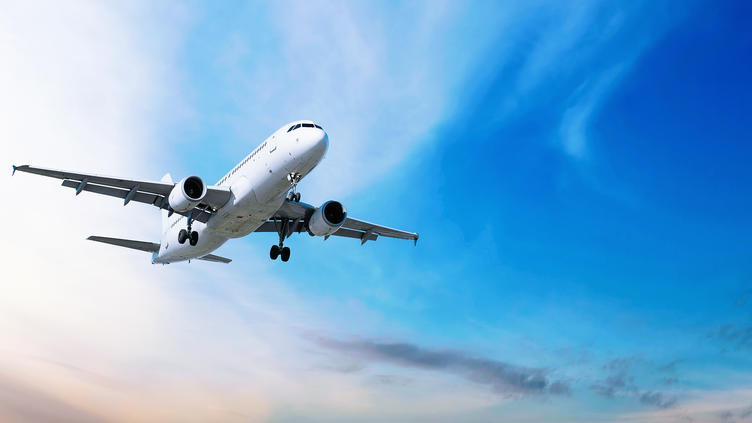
[316,337,569,396]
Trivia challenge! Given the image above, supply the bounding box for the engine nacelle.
[308,200,347,236]
[168,176,207,212]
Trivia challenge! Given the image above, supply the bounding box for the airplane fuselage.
[153,121,328,264]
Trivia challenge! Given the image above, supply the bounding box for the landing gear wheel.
[178,229,188,244]
[280,246,291,262]
[270,244,280,260]
[294,192,301,202]
[189,231,199,246]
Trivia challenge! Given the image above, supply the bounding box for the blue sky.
[2,1,752,422]
[156,1,752,420]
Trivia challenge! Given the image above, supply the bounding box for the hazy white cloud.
[558,64,626,160]
[214,1,511,202]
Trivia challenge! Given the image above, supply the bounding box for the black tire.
[189,231,199,246]
[178,229,188,244]
[281,246,290,262]
[270,245,280,260]
[294,192,301,202]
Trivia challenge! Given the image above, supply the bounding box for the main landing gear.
[270,217,292,262]
[270,244,290,262]
[287,172,302,202]
[274,173,302,261]
[178,217,199,246]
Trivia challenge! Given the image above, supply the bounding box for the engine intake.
[168,176,207,212]
[308,200,347,236]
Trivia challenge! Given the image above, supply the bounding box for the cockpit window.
[288,123,322,132]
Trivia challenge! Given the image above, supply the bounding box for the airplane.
[12,120,418,264]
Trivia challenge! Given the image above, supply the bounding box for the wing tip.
[12,164,30,176]
[414,234,419,246]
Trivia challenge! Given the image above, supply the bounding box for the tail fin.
[161,173,173,232]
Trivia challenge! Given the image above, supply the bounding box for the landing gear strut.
[178,216,199,246]
[287,172,302,202]
[269,218,292,262]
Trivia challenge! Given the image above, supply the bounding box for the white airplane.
[13,121,418,264]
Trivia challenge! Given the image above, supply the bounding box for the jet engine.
[168,176,207,212]
[308,200,347,236]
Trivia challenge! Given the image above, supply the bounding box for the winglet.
[414,234,419,246]
[12,165,17,176]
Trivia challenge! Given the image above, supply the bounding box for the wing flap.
[343,217,418,241]
[332,227,379,242]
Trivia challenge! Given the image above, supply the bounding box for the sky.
[1,1,751,422]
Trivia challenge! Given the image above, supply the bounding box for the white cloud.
[558,64,626,160]
[213,1,511,202]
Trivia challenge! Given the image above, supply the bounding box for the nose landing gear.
[287,172,302,202]
[178,217,199,246]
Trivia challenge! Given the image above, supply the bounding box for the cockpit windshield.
[288,123,323,132]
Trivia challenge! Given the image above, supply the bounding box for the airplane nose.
[293,128,328,162]
[306,128,328,154]
[317,130,329,152]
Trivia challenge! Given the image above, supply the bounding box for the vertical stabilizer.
[160,173,173,233]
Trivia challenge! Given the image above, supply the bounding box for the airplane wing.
[13,164,231,223]
[255,199,419,245]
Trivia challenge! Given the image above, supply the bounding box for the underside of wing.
[14,164,231,224]
[257,199,419,245]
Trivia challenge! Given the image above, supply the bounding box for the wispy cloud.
[617,389,752,423]
[0,374,105,423]
[711,323,752,351]
[639,391,678,409]
[558,64,626,160]
[590,357,679,409]
[316,337,570,396]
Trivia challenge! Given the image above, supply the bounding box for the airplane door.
[265,134,279,173]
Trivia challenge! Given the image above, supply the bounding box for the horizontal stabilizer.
[87,236,159,253]
[197,254,232,264]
